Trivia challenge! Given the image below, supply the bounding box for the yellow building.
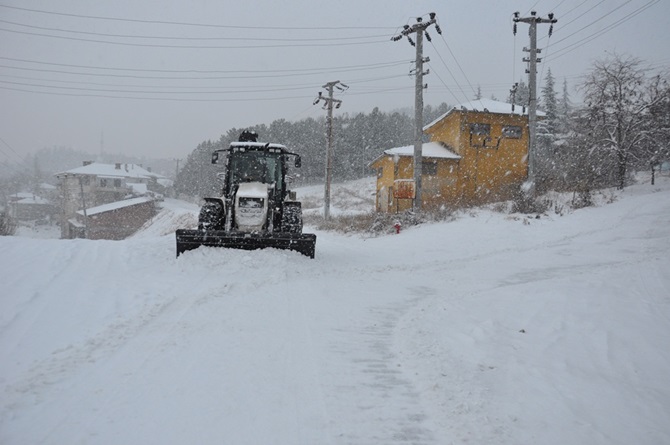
[371,99,536,212]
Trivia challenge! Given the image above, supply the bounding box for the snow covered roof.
[128,183,148,195]
[424,98,545,131]
[68,218,85,228]
[77,196,154,217]
[157,178,174,188]
[56,162,167,180]
[383,142,461,160]
[10,192,37,200]
[230,141,287,150]
[16,196,50,205]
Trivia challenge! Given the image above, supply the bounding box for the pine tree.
[557,77,572,134]
[540,69,559,135]
[509,79,530,109]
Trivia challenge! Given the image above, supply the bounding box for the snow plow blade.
[175,229,316,258]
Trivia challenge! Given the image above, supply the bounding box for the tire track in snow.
[300,277,437,444]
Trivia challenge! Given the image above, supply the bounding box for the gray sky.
[1,0,668,164]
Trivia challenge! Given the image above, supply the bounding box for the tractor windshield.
[229,151,282,190]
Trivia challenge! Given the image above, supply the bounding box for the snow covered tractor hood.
[234,182,272,232]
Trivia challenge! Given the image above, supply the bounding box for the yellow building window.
[422,161,438,176]
[469,123,491,136]
[502,125,523,138]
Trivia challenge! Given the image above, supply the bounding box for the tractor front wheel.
[198,200,225,231]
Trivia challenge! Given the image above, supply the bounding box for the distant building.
[72,197,156,240]
[55,161,168,239]
[8,192,57,221]
[371,99,541,212]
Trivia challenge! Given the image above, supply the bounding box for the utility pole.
[392,13,441,212]
[513,11,557,191]
[314,80,347,221]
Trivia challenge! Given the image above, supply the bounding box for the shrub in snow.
[0,210,16,236]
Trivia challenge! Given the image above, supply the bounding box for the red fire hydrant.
[394,222,402,234]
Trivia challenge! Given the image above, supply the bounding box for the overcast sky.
[1,0,668,165]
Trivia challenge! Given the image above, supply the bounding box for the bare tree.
[579,53,666,189]
[643,73,670,178]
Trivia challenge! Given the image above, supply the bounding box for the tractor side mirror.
[294,156,302,168]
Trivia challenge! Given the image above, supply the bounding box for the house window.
[114,179,122,187]
[100,178,108,188]
[422,161,437,176]
[81,176,90,185]
[469,123,491,136]
[502,125,522,139]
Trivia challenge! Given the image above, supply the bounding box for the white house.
[55,161,169,239]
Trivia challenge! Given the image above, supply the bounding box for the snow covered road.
[1,179,669,444]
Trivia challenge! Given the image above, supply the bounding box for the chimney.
[115,163,121,170]
[83,160,93,166]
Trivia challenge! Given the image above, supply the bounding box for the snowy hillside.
[1,176,669,445]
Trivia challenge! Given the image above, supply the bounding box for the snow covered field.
[1,176,669,444]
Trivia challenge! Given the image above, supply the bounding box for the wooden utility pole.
[314,81,347,221]
[392,13,441,212]
[513,11,557,190]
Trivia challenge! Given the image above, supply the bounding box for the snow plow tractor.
[175,131,316,258]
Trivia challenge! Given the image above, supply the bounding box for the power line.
[542,0,634,47]
[424,62,462,105]
[0,27,389,49]
[0,78,325,95]
[0,135,27,163]
[0,56,410,78]
[434,33,479,101]
[0,136,33,178]
[0,4,396,31]
[0,18,393,42]
[548,0,598,23]
[545,0,660,62]
[0,84,319,102]
[0,72,407,90]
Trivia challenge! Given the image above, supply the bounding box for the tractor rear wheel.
[282,202,303,234]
